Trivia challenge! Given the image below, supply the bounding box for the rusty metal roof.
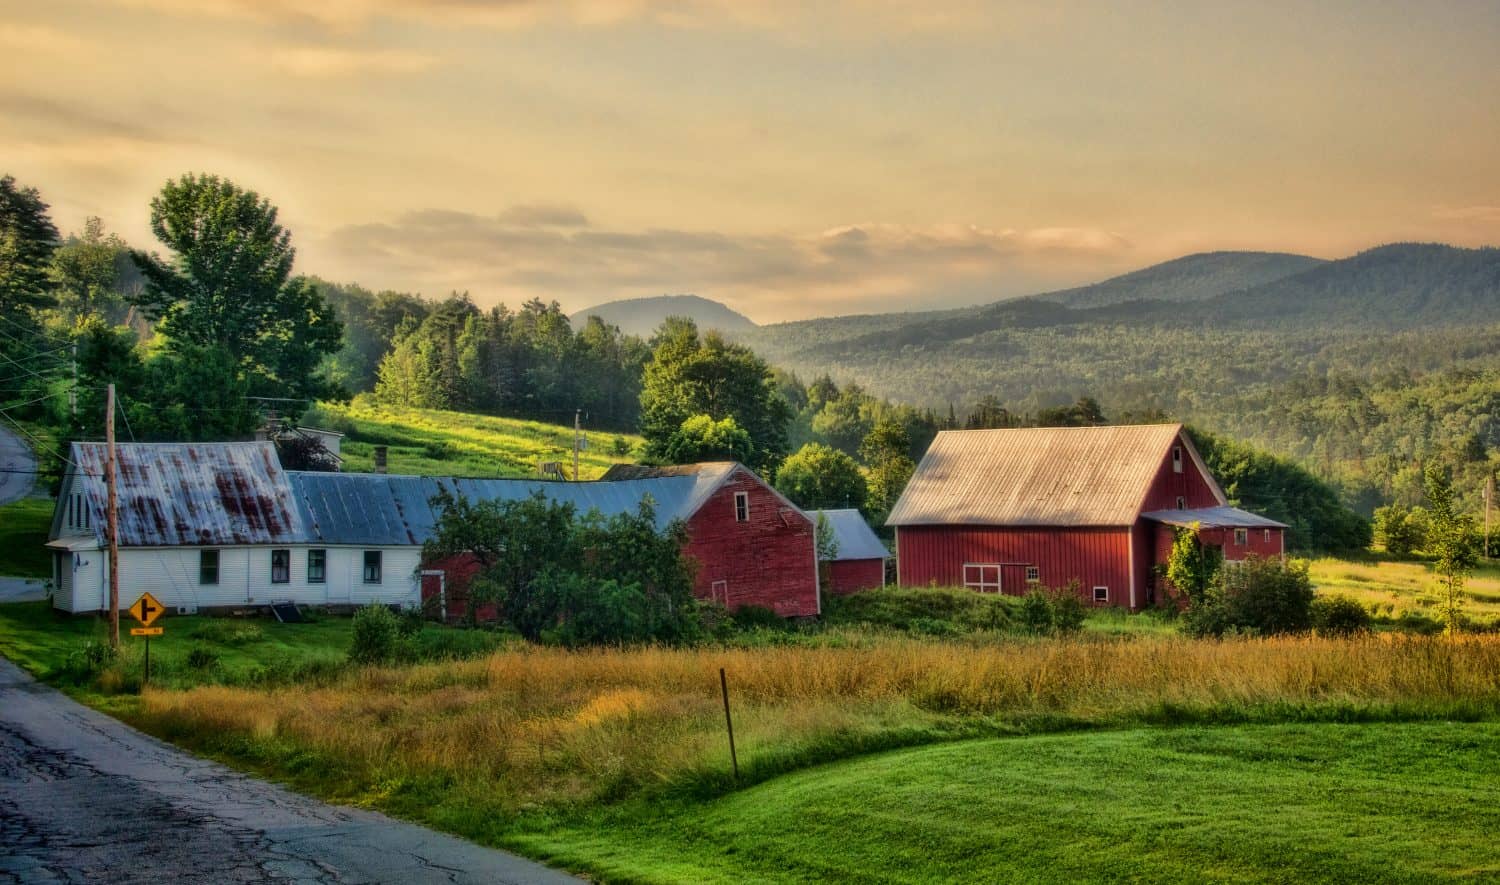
[887,424,1216,527]
[1142,506,1287,530]
[808,509,889,561]
[69,442,304,546]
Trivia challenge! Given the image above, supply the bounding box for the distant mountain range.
[571,294,757,338]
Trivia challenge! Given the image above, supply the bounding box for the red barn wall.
[1148,523,1286,603]
[896,525,1134,607]
[421,552,497,623]
[1140,434,1224,513]
[683,469,820,617]
[825,558,885,595]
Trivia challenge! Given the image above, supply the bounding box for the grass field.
[0,498,52,578]
[307,399,644,478]
[517,722,1500,883]
[1309,555,1500,628]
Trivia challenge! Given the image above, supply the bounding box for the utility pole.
[105,383,120,650]
[573,409,582,481]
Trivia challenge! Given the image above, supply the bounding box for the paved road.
[0,423,37,505]
[0,658,580,884]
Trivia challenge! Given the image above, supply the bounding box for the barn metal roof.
[807,509,889,561]
[886,424,1225,528]
[68,442,305,546]
[1141,506,1287,530]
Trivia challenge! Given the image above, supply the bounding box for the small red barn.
[807,509,889,595]
[886,424,1286,609]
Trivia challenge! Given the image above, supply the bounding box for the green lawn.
[307,399,644,478]
[514,722,1500,883]
[0,498,53,578]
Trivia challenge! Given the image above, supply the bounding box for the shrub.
[185,644,220,670]
[1183,556,1314,638]
[1048,585,1087,635]
[731,604,787,631]
[396,607,425,639]
[349,604,400,665]
[1018,589,1054,635]
[1373,503,1428,556]
[1311,595,1373,638]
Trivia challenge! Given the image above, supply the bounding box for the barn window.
[963,564,1001,593]
[1234,528,1248,546]
[1264,529,1272,543]
[1172,446,1183,473]
[734,492,750,523]
[199,550,219,585]
[270,549,290,584]
[1176,496,1185,510]
[711,580,728,604]
[307,549,326,584]
[1093,585,1109,603]
[363,551,383,583]
[1025,566,1040,583]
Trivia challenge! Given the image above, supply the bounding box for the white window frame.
[1172,446,1183,473]
[1092,585,1109,603]
[270,548,291,584]
[1234,528,1248,546]
[363,550,383,584]
[199,550,219,586]
[964,563,1001,593]
[1025,565,1040,583]
[734,491,750,523]
[711,579,728,604]
[307,549,327,584]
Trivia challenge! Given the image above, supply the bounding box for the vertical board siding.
[1140,433,1224,513]
[1150,523,1287,601]
[825,559,885,595]
[684,469,819,617]
[896,525,1133,607]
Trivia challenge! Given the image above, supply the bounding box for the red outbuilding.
[886,424,1286,609]
[807,509,890,595]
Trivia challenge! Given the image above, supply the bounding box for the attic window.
[734,492,750,523]
[1172,446,1183,474]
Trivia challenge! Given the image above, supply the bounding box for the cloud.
[1432,205,1500,224]
[316,206,1133,320]
[0,23,88,56]
[267,45,439,77]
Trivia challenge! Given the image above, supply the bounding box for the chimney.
[373,445,388,474]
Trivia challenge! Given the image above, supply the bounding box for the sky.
[3,0,1499,322]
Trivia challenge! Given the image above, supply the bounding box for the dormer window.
[1172,446,1183,474]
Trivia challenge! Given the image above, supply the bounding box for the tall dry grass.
[138,634,1500,813]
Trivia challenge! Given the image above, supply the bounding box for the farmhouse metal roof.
[807,509,889,561]
[68,442,305,546]
[1141,506,1287,530]
[886,424,1225,528]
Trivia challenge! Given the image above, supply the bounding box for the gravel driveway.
[0,658,580,884]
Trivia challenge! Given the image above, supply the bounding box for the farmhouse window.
[199,550,219,585]
[363,551,383,584]
[1234,529,1248,546]
[271,549,290,584]
[963,564,1001,593]
[307,549,326,584]
[1025,566,1040,583]
[734,492,750,523]
[1093,585,1109,603]
[1172,446,1183,473]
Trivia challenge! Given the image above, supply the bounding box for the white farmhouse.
[48,441,421,614]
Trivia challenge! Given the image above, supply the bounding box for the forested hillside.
[736,244,1500,512]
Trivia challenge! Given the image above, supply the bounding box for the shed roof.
[886,424,1225,528]
[807,509,889,561]
[1141,506,1287,530]
[68,442,305,546]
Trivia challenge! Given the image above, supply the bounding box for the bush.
[1183,556,1314,638]
[821,586,1011,633]
[1018,590,1053,635]
[1311,595,1373,638]
[349,604,400,665]
[731,604,787,631]
[396,607,425,639]
[1373,504,1428,556]
[185,644,220,670]
[1048,584,1087,635]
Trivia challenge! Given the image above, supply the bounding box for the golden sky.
[3,0,1499,321]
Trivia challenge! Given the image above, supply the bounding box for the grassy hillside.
[306,399,645,478]
[1311,556,1500,629]
[0,499,52,578]
[521,722,1500,882]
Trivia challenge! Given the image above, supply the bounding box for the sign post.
[127,592,165,685]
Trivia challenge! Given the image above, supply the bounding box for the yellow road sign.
[127,591,165,627]
[130,627,163,637]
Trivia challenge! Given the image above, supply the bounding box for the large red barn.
[886,424,1286,609]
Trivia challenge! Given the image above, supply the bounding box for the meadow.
[306,399,644,478]
[1308,556,1500,628]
